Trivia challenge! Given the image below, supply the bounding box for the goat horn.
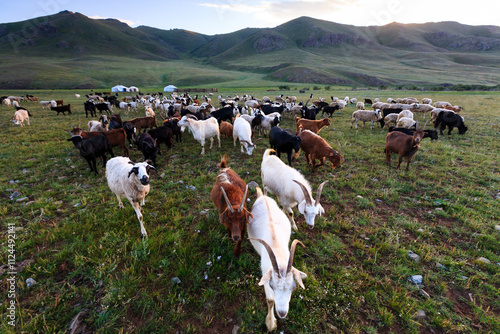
[415,121,419,130]
[220,186,235,213]
[240,140,254,147]
[293,180,312,206]
[315,181,328,206]
[186,114,198,120]
[238,185,248,212]
[422,120,429,131]
[286,239,305,275]
[249,238,281,277]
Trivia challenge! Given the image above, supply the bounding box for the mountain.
[0,12,499,89]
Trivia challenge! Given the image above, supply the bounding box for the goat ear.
[128,167,139,178]
[258,268,273,286]
[297,200,306,215]
[292,267,307,289]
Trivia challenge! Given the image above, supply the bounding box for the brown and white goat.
[70,125,129,157]
[295,117,330,134]
[297,129,343,172]
[210,156,252,257]
[385,121,428,171]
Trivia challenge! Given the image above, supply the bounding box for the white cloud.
[89,15,136,27]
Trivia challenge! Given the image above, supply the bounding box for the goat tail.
[220,154,228,169]
[263,148,276,159]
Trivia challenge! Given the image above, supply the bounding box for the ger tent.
[111,85,128,92]
[163,85,177,92]
[128,86,139,92]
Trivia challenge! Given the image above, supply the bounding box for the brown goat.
[295,117,330,134]
[220,120,234,139]
[70,125,129,157]
[128,116,157,132]
[210,155,252,257]
[385,121,427,171]
[297,129,343,171]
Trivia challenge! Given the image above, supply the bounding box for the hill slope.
[1,12,499,88]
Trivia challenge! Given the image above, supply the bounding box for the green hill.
[0,12,499,88]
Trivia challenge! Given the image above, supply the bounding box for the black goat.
[135,132,158,168]
[109,114,123,130]
[67,134,114,174]
[260,104,285,115]
[95,103,112,116]
[84,101,96,118]
[162,118,182,142]
[321,105,340,118]
[269,126,301,166]
[210,106,235,124]
[148,125,173,154]
[434,111,468,135]
[122,121,136,147]
[51,104,72,115]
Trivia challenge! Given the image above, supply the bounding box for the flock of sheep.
[3,90,467,330]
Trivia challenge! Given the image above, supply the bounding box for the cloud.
[89,15,136,27]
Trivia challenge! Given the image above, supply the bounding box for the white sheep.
[261,149,327,230]
[410,103,434,118]
[356,101,365,110]
[344,96,350,104]
[351,109,382,130]
[383,114,399,128]
[88,115,109,132]
[177,115,220,155]
[106,157,155,238]
[75,94,81,98]
[396,116,417,128]
[233,117,260,155]
[350,97,357,104]
[397,110,414,121]
[39,101,52,109]
[12,109,30,127]
[422,98,432,105]
[248,185,307,332]
[3,98,11,107]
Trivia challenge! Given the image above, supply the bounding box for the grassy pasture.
[0,88,499,333]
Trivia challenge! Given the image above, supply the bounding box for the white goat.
[351,109,382,129]
[40,100,52,109]
[145,106,155,118]
[248,185,307,332]
[397,110,413,121]
[106,157,155,238]
[259,113,280,135]
[177,115,220,155]
[261,149,327,230]
[434,101,452,108]
[3,98,11,107]
[233,117,260,155]
[12,109,30,127]
[88,115,109,132]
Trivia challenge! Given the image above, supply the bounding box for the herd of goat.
[3,91,468,330]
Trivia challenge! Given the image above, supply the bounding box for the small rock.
[408,251,420,262]
[417,228,424,233]
[14,227,24,232]
[200,209,210,215]
[73,203,82,207]
[435,207,444,211]
[160,173,166,178]
[460,276,468,280]
[409,275,423,285]
[413,310,426,319]
[172,277,181,284]
[10,191,21,199]
[356,195,363,199]
[16,197,29,202]
[26,277,37,287]
[187,185,196,191]
[476,257,491,264]
[232,325,239,334]
[419,289,431,299]
[22,168,28,174]
[494,225,500,231]
[436,262,448,270]
[176,180,184,184]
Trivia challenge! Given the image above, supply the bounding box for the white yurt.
[111,85,128,92]
[163,85,177,92]
[128,86,139,92]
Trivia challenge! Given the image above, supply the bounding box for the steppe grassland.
[0,88,499,333]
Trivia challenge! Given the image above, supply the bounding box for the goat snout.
[140,176,149,185]
[277,310,288,319]
[232,235,240,242]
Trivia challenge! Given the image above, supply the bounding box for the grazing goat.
[163,118,182,143]
[388,126,439,141]
[210,156,252,257]
[295,117,330,134]
[219,120,234,139]
[444,104,463,113]
[148,125,173,154]
[127,116,157,132]
[233,117,260,155]
[434,111,468,135]
[377,108,403,128]
[70,126,130,157]
[95,102,112,115]
[261,149,327,230]
[67,135,114,174]
[269,126,301,166]
[51,104,72,115]
[178,115,220,155]
[385,121,428,171]
[106,157,155,238]
[12,109,30,127]
[248,185,307,332]
[351,109,382,129]
[135,132,159,168]
[298,129,343,171]
[396,117,417,129]
[433,101,451,108]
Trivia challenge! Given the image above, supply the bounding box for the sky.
[0,0,498,35]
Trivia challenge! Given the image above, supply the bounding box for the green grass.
[0,88,499,333]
